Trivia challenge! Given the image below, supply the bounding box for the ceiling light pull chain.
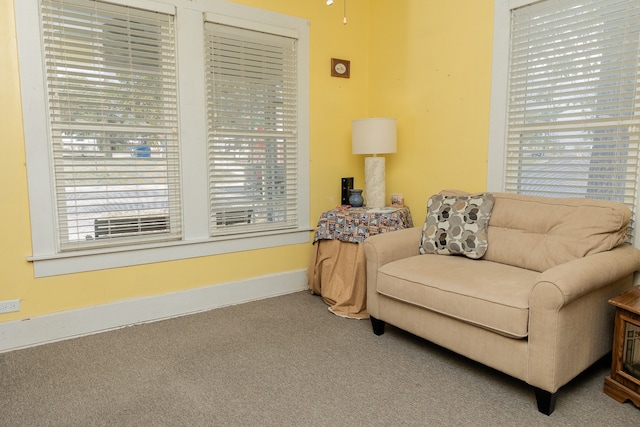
[343,0,347,25]
[326,0,347,25]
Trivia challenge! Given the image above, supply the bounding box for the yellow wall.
[0,0,493,323]
[369,1,494,222]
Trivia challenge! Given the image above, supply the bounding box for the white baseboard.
[0,269,308,353]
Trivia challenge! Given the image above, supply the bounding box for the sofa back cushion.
[481,192,630,272]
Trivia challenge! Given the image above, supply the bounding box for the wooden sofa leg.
[534,388,557,415]
[370,316,386,336]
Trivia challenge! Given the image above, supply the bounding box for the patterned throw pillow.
[419,193,495,259]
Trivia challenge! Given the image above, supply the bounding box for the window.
[488,0,640,241]
[41,0,181,251]
[205,20,298,236]
[15,0,310,276]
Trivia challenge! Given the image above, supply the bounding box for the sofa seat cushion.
[376,255,540,338]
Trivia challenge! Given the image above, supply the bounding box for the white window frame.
[40,0,183,252]
[488,0,535,192]
[487,0,640,246]
[15,0,310,277]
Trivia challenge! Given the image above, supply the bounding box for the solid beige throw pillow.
[419,193,495,259]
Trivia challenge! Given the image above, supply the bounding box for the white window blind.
[41,0,181,251]
[506,0,640,224]
[205,22,299,236]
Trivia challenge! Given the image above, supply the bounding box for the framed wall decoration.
[331,58,350,78]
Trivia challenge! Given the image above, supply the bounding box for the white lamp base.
[364,156,386,208]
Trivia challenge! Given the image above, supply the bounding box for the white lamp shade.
[352,118,397,155]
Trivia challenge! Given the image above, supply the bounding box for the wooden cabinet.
[604,286,640,407]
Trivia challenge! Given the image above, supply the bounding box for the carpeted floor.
[1,290,638,426]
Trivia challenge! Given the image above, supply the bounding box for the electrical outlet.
[0,299,20,314]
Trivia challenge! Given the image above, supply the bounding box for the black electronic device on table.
[341,177,354,205]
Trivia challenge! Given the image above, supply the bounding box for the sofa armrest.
[534,244,640,308]
[528,244,640,393]
[364,227,422,318]
[363,227,422,270]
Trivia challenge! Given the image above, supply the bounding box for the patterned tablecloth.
[312,206,413,244]
[308,205,413,319]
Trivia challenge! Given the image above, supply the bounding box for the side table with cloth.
[307,206,413,319]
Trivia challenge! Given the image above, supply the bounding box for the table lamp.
[352,118,397,208]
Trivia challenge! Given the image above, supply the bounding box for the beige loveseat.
[363,191,640,415]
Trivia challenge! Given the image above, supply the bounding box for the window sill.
[28,227,313,277]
